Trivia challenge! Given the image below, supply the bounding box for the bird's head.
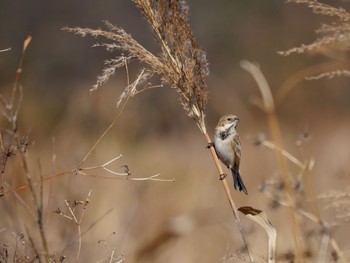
[216,114,240,131]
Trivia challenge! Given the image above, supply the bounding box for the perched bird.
[213,114,248,194]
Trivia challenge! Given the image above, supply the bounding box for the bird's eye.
[227,117,232,121]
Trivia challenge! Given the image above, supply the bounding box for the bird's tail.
[231,169,248,195]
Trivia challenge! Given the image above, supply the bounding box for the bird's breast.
[214,135,234,168]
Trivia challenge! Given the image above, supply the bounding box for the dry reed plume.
[280,0,350,80]
[64,0,209,134]
[64,0,256,261]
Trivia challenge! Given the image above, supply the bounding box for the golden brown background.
[1,0,350,262]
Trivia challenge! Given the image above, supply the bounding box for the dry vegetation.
[1,0,350,262]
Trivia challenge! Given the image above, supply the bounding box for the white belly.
[214,135,234,168]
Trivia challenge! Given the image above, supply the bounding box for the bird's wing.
[231,133,241,170]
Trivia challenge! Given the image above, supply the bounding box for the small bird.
[213,114,248,194]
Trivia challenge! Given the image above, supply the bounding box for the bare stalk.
[58,190,92,262]
[78,96,130,167]
[241,60,305,262]
[0,47,11,52]
[17,150,50,263]
[2,35,51,263]
[204,132,254,262]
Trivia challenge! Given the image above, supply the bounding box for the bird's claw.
[219,173,227,180]
[206,142,214,149]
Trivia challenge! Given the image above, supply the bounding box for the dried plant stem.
[245,59,345,261]
[0,47,11,52]
[25,226,42,263]
[78,97,130,167]
[75,224,82,262]
[4,181,36,219]
[18,151,50,263]
[263,189,345,263]
[268,114,306,257]
[303,168,344,261]
[303,164,321,218]
[62,190,92,263]
[9,36,31,132]
[79,65,147,167]
[261,140,305,169]
[3,170,75,196]
[45,137,57,223]
[109,249,115,263]
[62,208,114,252]
[274,53,346,259]
[204,132,254,263]
[3,153,172,198]
[241,60,305,262]
[6,35,50,263]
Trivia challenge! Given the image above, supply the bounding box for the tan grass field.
[1,1,350,262]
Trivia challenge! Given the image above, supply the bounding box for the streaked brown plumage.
[214,114,248,194]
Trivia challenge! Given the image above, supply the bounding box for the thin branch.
[83,154,123,169]
[78,85,131,167]
[261,140,305,169]
[78,190,92,225]
[0,47,11,53]
[240,60,274,113]
[2,170,75,197]
[25,227,42,263]
[65,200,79,224]
[78,170,174,182]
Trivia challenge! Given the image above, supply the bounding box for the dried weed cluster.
[64,0,209,133]
[279,0,350,79]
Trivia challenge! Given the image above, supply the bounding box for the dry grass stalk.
[0,36,51,263]
[0,47,11,52]
[53,190,92,262]
[276,3,350,258]
[241,60,306,262]
[245,56,344,262]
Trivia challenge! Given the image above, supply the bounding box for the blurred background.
[1,0,350,262]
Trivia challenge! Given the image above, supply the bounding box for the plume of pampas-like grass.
[63,0,209,133]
